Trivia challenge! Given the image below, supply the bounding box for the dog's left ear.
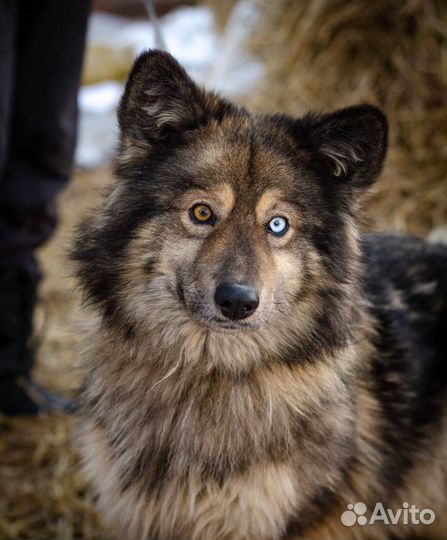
[117,50,231,163]
[300,104,388,189]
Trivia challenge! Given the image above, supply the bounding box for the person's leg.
[0,0,91,414]
[0,0,17,176]
[0,0,38,414]
[1,0,91,209]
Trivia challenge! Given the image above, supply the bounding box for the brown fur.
[73,51,447,539]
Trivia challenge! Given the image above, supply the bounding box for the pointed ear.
[301,105,388,188]
[117,50,232,162]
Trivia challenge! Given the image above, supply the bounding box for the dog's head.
[74,51,387,369]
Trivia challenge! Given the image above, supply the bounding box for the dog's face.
[74,51,387,364]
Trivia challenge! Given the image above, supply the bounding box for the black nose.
[214,282,259,320]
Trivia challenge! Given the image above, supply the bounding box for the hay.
[0,414,103,540]
[0,168,112,540]
[248,0,446,234]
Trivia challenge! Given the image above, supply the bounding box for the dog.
[72,50,446,539]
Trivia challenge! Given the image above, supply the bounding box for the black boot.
[0,376,39,415]
[0,265,76,415]
[0,265,40,415]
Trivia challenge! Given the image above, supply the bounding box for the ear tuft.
[319,142,363,177]
[302,104,388,188]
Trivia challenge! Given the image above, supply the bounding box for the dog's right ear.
[297,105,388,190]
[117,50,231,165]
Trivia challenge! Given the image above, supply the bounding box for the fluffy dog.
[72,50,446,539]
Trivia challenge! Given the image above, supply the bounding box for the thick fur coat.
[73,51,447,539]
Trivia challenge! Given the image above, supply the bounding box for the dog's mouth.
[199,316,259,334]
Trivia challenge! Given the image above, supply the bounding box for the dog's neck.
[80,314,363,494]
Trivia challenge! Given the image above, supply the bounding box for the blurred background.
[0,0,445,538]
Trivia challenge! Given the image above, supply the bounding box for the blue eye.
[268,216,289,236]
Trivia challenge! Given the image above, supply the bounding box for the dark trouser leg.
[0,0,91,210]
[0,0,17,176]
[0,0,91,410]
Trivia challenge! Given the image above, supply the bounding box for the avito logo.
[341,502,435,527]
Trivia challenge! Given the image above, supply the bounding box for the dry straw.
[0,414,104,539]
[248,0,446,234]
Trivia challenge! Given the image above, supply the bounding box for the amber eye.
[191,203,214,224]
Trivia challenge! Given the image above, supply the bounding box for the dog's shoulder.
[362,233,446,299]
[360,233,446,476]
[362,233,446,359]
